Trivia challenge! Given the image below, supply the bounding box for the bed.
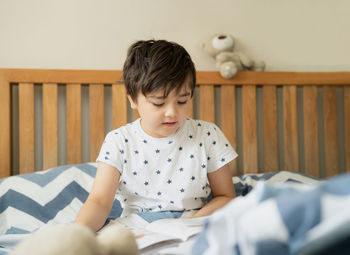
[0,69,350,254]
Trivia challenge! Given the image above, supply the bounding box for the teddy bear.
[202,33,265,79]
[9,223,138,255]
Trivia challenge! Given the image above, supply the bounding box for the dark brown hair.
[122,40,196,101]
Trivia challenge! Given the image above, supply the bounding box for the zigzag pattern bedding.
[0,163,319,254]
[0,163,122,236]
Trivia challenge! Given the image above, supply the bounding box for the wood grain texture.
[323,86,339,176]
[43,84,58,169]
[199,85,215,123]
[19,83,35,173]
[1,69,350,85]
[89,84,105,162]
[1,69,350,178]
[283,86,299,171]
[303,86,320,177]
[112,84,127,129]
[345,86,350,172]
[66,84,82,164]
[263,85,279,171]
[221,86,237,175]
[188,99,193,119]
[242,85,258,173]
[0,76,11,177]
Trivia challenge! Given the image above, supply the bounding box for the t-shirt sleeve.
[96,131,123,174]
[205,123,238,173]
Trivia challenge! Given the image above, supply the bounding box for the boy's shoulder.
[105,119,139,139]
[185,118,220,135]
[186,118,218,128]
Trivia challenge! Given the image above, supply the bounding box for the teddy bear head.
[201,34,235,58]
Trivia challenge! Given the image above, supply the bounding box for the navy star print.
[97,118,236,215]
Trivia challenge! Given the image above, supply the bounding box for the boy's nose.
[164,104,177,117]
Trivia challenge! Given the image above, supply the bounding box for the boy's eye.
[153,103,164,107]
[178,101,187,105]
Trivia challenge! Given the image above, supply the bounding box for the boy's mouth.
[163,121,177,126]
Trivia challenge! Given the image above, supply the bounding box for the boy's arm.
[191,164,235,218]
[75,162,120,232]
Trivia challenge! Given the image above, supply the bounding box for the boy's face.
[128,82,192,138]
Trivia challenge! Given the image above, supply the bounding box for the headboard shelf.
[0,69,349,179]
[1,68,350,85]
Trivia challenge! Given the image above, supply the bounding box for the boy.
[75,40,237,232]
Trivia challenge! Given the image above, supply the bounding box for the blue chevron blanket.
[192,174,350,255]
[0,163,320,254]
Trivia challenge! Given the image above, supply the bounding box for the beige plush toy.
[9,224,138,255]
[202,33,265,79]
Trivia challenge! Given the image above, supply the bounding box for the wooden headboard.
[0,69,349,179]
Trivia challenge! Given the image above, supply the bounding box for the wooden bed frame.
[0,69,349,179]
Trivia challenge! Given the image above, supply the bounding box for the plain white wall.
[1,0,350,71]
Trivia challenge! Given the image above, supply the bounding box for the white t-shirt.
[97,118,237,216]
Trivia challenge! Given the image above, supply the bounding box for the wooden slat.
[323,86,339,176]
[263,85,278,171]
[345,86,350,172]
[199,85,215,123]
[66,84,82,164]
[283,86,299,171]
[134,110,140,120]
[19,83,35,173]
[188,99,193,119]
[89,84,105,161]
[221,86,237,175]
[43,84,58,169]
[112,84,127,129]
[242,85,258,173]
[0,76,11,177]
[303,86,320,177]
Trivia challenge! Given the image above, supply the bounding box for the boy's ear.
[127,94,138,110]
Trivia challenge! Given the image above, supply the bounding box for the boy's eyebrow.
[178,92,191,97]
[148,92,191,99]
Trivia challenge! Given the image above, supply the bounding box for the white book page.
[109,215,208,250]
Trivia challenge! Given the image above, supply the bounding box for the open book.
[107,214,208,253]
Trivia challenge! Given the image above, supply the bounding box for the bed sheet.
[0,163,321,254]
[192,174,350,255]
